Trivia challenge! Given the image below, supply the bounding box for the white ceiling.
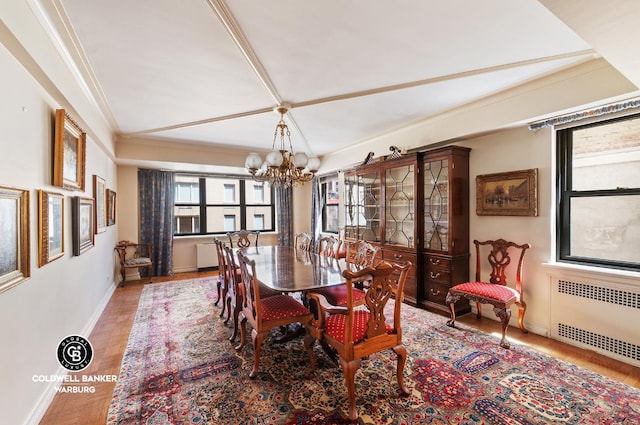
[43,0,639,164]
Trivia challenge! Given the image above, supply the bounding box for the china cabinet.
[343,146,470,312]
[344,154,420,304]
[422,146,471,315]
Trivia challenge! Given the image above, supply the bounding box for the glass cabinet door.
[359,171,381,242]
[344,170,380,242]
[385,164,415,248]
[344,173,359,239]
[424,158,449,251]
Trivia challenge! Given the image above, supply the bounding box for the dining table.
[237,245,349,346]
[239,245,349,292]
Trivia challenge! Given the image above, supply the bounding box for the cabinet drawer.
[425,282,450,305]
[426,268,451,286]
[383,250,417,263]
[425,255,451,270]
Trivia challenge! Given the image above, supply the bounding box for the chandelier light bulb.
[306,156,321,172]
[292,152,309,169]
[265,149,284,167]
[245,152,263,170]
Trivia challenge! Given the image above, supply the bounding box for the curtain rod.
[529,97,640,131]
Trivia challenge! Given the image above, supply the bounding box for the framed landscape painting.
[53,109,86,191]
[0,186,30,293]
[72,196,95,255]
[38,190,65,267]
[476,168,538,216]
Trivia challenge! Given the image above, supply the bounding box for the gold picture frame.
[94,175,107,233]
[72,196,95,255]
[38,190,65,267]
[53,109,86,191]
[476,168,538,216]
[107,189,116,226]
[0,185,30,293]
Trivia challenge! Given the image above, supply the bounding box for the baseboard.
[23,280,117,425]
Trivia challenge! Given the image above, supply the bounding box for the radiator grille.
[558,279,639,309]
[558,323,640,362]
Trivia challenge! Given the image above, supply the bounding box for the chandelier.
[245,105,321,187]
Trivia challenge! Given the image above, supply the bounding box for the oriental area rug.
[107,278,640,424]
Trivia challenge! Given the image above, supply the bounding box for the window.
[253,185,264,203]
[223,184,236,203]
[224,215,236,231]
[557,113,640,271]
[174,176,275,236]
[254,214,265,230]
[321,175,340,233]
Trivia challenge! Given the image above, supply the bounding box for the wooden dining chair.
[316,235,339,257]
[224,245,281,343]
[294,232,314,251]
[446,238,531,349]
[227,230,260,249]
[307,240,380,308]
[114,240,153,286]
[304,260,412,421]
[235,250,316,378]
[213,238,227,308]
[214,238,238,320]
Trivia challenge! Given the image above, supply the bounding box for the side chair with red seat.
[307,240,380,308]
[304,260,412,421]
[214,238,238,320]
[235,250,316,378]
[223,245,281,343]
[445,238,531,349]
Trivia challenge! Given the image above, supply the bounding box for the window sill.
[542,261,640,283]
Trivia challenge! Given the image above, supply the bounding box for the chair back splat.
[316,235,339,257]
[304,260,412,421]
[227,230,260,249]
[446,238,531,349]
[294,232,314,251]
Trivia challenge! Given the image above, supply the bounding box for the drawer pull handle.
[430,272,440,279]
[429,258,440,265]
[430,289,441,296]
[394,254,402,259]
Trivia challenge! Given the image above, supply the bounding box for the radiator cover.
[550,273,640,368]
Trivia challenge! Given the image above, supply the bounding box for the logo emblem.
[57,335,93,371]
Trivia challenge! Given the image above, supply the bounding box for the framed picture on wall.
[476,168,538,216]
[38,189,65,267]
[0,185,30,293]
[72,196,95,255]
[53,109,86,191]
[94,175,107,233]
[107,189,116,226]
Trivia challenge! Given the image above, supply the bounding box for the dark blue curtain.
[310,177,322,239]
[138,169,175,276]
[276,185,293,246]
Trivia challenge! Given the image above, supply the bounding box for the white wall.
[0,43,117,425]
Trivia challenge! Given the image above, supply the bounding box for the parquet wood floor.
[39,271,640,424]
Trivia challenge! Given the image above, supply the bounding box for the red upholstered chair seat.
[450,281,519,303]
[445,238,531,350]
[324,310,393,344]
[312,285,365,306]
[260,295,311,322]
